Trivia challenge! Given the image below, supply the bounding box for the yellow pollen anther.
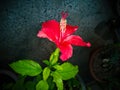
[60,18,67,31]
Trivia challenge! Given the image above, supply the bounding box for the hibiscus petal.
[58,43,73,61]
[37,31,53,41]
[37,20,60,43]
[64,25,78,37]
[64,35,91,47]
[37,31,47,38]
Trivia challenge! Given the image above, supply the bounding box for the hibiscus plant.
[8,12,91,90]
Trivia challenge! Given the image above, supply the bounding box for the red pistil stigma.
[61,11,68,19]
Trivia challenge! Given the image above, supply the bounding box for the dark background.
[0,0,119,83]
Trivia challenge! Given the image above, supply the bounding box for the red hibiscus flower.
[37,12,91,61]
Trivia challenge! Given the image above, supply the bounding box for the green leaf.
[35,75,43,83]
[53,64,63,70]
[25,81,36,90]
[54,48,60,56]
[43,60,50,66]
[50,48,60,65]
[50,52,54,62]
[57,62,79,80]
[9,60,42,76]
[36,80,49,90]
[12,76,26,90]
[47,76,56,90]
[51,71,63,90]
[67,78,81,89]
[43,67,51,81]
